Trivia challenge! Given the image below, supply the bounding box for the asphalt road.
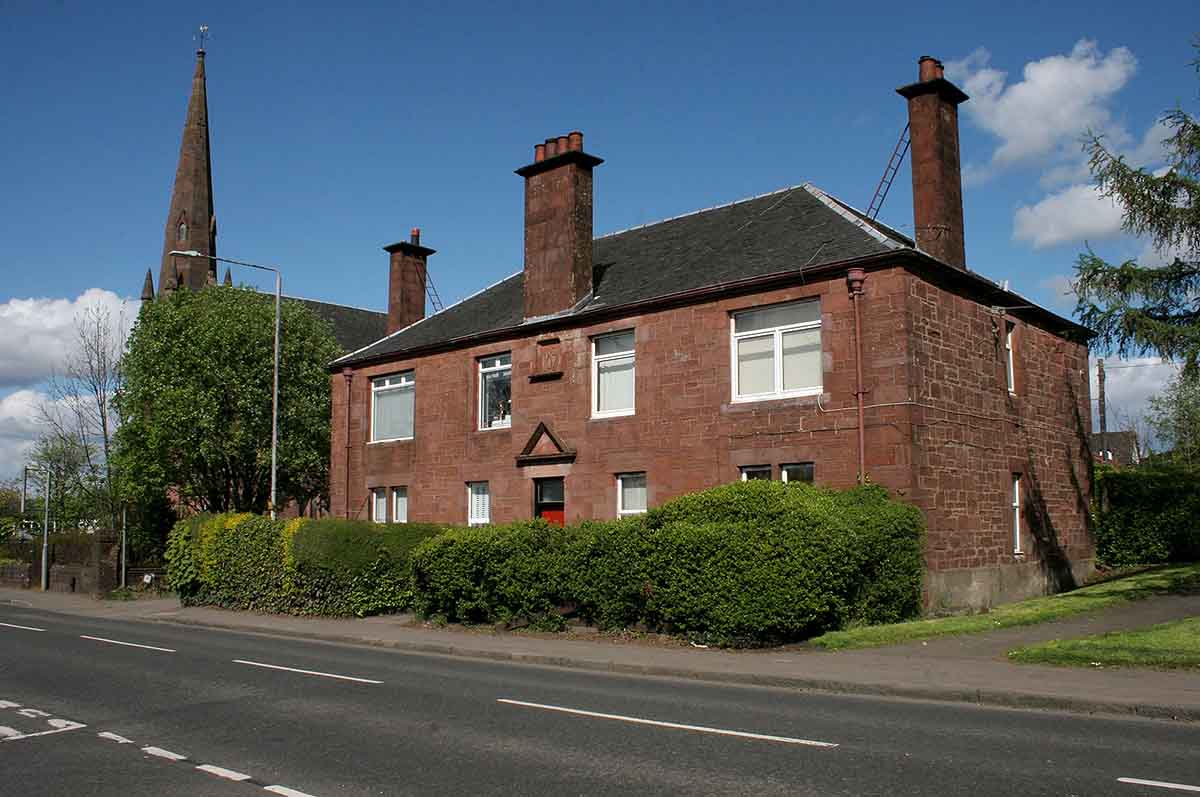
[1,604,1198,796]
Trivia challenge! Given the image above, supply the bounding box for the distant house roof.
[1092,430,1141,467]
[289,296,387,353]
[334,183,1086,368]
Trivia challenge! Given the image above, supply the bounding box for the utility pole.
[121,505,128,589]
[20,465,51,590]
[1097,358,1108,462]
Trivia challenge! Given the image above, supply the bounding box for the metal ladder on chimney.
[425,273,445,314]
[867,123,910,220]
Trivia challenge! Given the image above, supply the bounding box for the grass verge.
[810,562,1200,651]
[1007,616,1200,669]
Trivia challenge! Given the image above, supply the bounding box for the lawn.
[809,562,1200,651]
[1007,616,1200,669]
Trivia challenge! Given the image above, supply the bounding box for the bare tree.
[38,302,130,530]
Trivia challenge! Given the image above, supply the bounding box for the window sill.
[368,437,414,445]
[477,424,512,433]
[731,388,822,405]
[591,409,635,420]
[618,510,647,516]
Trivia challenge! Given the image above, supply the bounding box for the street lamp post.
[20,465,51,590]
[169,250,281,520]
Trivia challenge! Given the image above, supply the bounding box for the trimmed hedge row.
[165,513,448,615]
[1095,465,1200,567]
[410,481,925,646]
[165,481,925,645]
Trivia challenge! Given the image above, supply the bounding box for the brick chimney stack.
[897,55,970,270]
[384,227,434,334]
[516,131,603,319]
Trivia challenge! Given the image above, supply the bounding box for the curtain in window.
[620,474,646,512]
[597,355,634,412]
[482,370,511,428]
[393,487,408,523]
[737,335,774,394]
[469,482,490,524]
[372,489,387,523]
[373,386,414,440]
[781,328,821,391]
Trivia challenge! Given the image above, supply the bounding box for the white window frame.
[592,330,636,419]
[478,353,512,431]
[392,486,408,524]
[616,472,647,515]
[467,481,490,526]
[1012,474,1022,554]
[371,487,388,524]
[730,300,822,403]
[739,465,772,481]
[369,371,415,443]
[780,462,814,484]
[1005,322,1016,394]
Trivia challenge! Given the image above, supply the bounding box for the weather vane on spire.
[196,24,210,51]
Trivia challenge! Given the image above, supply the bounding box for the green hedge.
[164,513,448,615]
[410,481,925,646]
[1095,465,1200,567]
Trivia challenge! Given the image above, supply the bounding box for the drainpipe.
[847,268,867,484]
[342,367,354,519]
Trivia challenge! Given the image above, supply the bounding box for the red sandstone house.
[329,57,1096,607]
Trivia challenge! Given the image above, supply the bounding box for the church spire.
[141,269,155,302]
[158,38,216,296]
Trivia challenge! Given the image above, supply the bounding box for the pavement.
[3,586,1199,723]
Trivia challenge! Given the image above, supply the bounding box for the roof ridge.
[331,270,523,365]
[281,292,385,315]
[595,184,807,240]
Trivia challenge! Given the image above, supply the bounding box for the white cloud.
[946,40,1137,171]
[1037,274,1076,311]
[0,289,137,389]
[1013,183,1126,249]
[0,389,47,478]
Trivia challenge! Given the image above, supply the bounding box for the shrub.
[411,480,925,645]
[1095,465,1200,567]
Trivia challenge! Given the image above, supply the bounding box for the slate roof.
[336,183,910,367]
[1091,430,1141,467]
[290,296,388,353]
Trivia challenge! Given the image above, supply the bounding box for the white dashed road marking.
[142,746,188,761]
[233,659,383,684]
[0,621,45,632]
[496,698,839,748]
[97,731,136,744]
[1119,778,1200,793]
[264,786,319,797]
[1,719,87,741]
[196,764,252,781]
[80,635,176,653]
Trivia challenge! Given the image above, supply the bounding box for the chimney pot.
[544,137,558,158]
[410,227,421,245]
[918,55,939,82]
[556,135,569,154]
[534,143,546,162]
[568,131,583,151]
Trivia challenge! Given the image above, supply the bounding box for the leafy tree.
[1146,370,1200,464]
[114,286,341,515]
[1074,41,1200,373]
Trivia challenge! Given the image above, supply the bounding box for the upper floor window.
[371,371,414,442]
[1005,321,1016,394]
[593,330,635,417]
[479,353,512,430]
[731,300,822,401]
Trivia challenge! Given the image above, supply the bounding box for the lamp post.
[169,250,281,520]
[20,465,51,590]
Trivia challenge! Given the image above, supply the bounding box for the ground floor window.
[617,472,647,515]
[534,477,565,526]
[468,481,490,526]
[393,486,408,523]
[739,465,772,481]
[781,463,814,484]
[1012,474,1022,554]
[371,488,387,523]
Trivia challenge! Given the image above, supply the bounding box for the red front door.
[534,478,565,526]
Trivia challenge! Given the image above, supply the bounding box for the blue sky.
[1,0,1195,472]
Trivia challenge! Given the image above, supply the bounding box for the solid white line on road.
[196,764,252,782]
[1119,777,1200,793]
[233,659,383,684]
[0,621,45,632]
[496,699,839,748]
[264,786,319,797]
[80,635,176,653]
[142,746,188,761]
[98,732,136,744]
